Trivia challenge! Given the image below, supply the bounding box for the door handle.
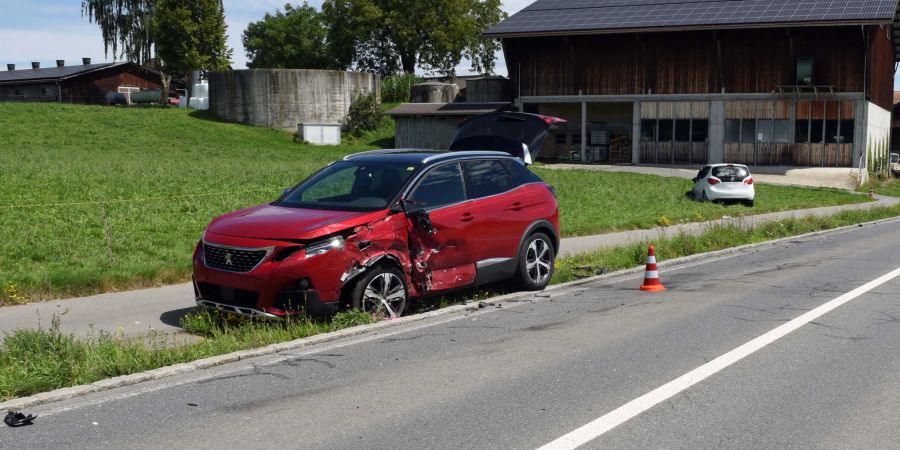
[460,212,474,222]
[510,202,524,211]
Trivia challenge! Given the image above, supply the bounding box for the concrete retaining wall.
[208,69,379,131]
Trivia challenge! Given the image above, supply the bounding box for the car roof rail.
[422,150,511,164]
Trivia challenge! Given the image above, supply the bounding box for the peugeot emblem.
[224,253,233,266]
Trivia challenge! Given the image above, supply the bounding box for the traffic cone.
[639,245,667,292]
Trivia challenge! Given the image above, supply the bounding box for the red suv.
[192,113,563,319]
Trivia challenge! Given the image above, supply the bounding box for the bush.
[344,92,384,138]
[382,73,420,103]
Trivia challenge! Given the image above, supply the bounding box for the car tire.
[744,199,755,207]
[350,264,408,319]
[514,232,555,291]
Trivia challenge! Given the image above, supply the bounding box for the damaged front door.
[404,162,477,292]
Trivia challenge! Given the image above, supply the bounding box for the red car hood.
[207,204,388,241]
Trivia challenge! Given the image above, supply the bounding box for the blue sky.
[0,0,533,75]
[1,0,897,88]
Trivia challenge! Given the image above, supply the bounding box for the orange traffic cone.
[639,245,666,292]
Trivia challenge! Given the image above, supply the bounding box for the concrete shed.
[208,69,379,131]
[387,102,513,149]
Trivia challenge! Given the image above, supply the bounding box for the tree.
[81,0,157,65]
[242,3,331,69]
[154,0,233,103]
[84,0,232,104]
[320,0,506,78]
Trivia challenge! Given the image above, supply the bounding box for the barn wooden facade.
[486,0,900,168]
[0,60,162,104]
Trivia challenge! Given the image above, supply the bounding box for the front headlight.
[304,236,344,259]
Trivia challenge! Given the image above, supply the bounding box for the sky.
[0,0,534,76]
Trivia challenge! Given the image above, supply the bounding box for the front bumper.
[192,232,348,318]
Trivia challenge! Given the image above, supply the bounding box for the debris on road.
[4,411,36,427]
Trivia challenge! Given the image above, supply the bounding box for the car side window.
[463,159,514,199]
[407,163,466,209]
[500,159,542,186]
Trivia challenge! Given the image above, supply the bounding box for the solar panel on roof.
[487,0,898,36]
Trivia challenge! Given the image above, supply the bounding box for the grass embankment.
[3,204,900,402]
[865,177,900,197]
[0,103,869,304]
[0,103,394,303]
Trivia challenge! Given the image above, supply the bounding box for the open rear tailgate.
[448,112,566,162]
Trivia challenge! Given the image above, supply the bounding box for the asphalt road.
[3,218,900,449]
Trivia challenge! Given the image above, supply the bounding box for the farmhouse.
[486,0,899,168]
[0,59,163,104]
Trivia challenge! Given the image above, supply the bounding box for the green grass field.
[0,103,870,303]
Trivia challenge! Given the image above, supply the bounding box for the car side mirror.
[390,200,405,214]
[407,208,436,234]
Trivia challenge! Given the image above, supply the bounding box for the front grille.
[197,282,260,309]
[203,242,269,273]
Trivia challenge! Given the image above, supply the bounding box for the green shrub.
[344,92,384,138]
[382,73,420,103]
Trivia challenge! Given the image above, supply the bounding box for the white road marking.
[539,266,900,450]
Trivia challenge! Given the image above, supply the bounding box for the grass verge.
[2,205,899,402]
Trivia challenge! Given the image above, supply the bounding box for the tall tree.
[81,0,157,65]
[84,0,232,104]
[243,3,331,69]
[321,0,506,78]
[154,0,232,103]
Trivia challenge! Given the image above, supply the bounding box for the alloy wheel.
[525,238,553,285]
[362,272,406,319]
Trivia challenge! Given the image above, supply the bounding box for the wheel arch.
[518,219,560,256]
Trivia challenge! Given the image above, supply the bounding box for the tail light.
[743,177,754,185]
[707,177,721,185]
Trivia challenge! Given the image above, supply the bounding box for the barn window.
[691,120,708,143]
[839,120,854,143]
[724,120,739,143]
[756,120,773,143]
[773,120,791,143]
[657,119,674,142]
[13,88,22,97]
[809,120,824,143]
[41,88,49,96]
[640,120,656,141]
[740,120,756,144]
[674,120,691,142]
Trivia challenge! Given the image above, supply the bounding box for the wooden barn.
[486,0,900,168]
[0,59,163,104]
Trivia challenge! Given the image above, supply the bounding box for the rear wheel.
[744,199,755,207]
[350,265,408,319]
[515,233,555,290]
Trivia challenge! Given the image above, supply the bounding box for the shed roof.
[0,62,129,85]
[485,0,899,37]
[386,102,514,117]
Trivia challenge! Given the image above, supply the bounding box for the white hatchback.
[692,164,755,206]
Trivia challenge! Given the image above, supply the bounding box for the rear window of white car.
[712,166,749,181]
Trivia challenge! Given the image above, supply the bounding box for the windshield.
[276,161,420,211]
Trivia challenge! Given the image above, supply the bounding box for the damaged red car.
[192,113,564,319]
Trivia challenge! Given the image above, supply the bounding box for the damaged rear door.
[404,162,477,292]
[448,112,566,162]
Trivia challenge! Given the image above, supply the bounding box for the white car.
[692,164,755,206]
